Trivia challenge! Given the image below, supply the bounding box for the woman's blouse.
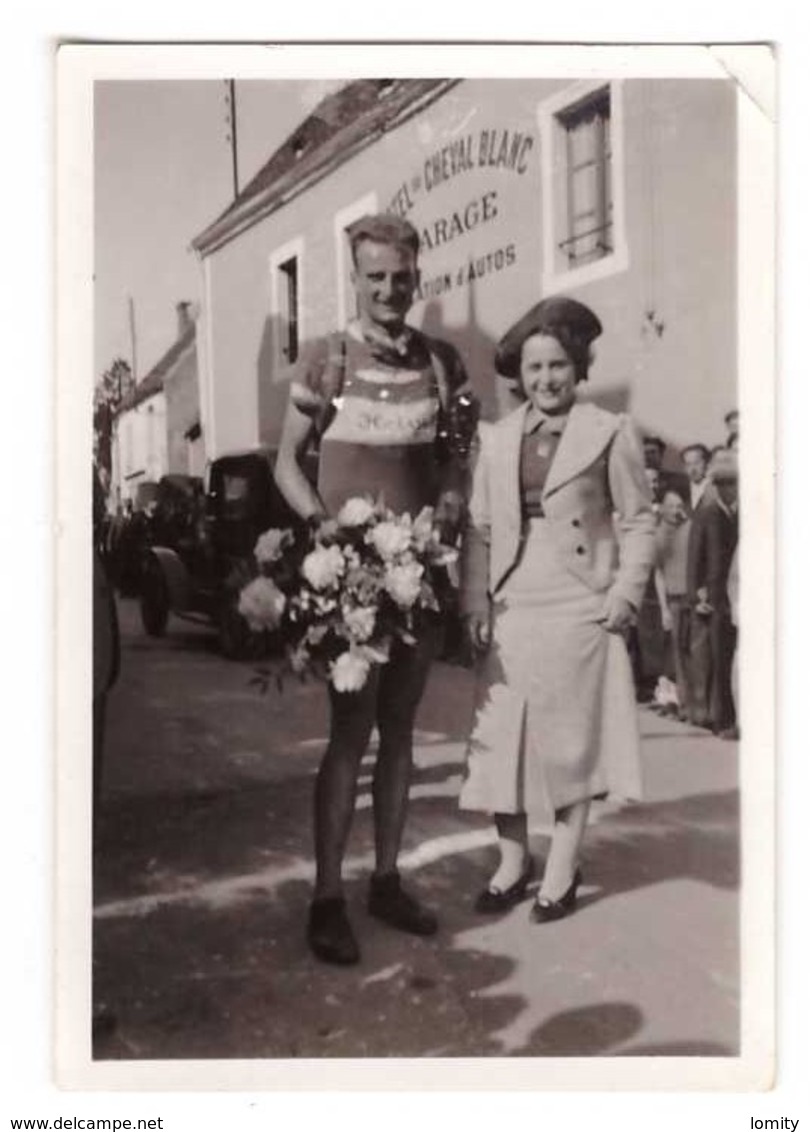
[519,412,568,517]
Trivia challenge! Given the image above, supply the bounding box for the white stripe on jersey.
[324,395,438,447]
[351,367,425,387]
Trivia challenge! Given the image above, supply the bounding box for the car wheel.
[140,558,170,637]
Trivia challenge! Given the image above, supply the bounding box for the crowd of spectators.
[631,409,740,739]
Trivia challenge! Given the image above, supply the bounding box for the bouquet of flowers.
[237,497,458,693]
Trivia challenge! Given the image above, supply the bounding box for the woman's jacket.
[460,399,656,617]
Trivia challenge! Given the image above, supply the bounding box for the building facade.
[112,387,168,504]
[193,78,737,462]
[163,303,204,479]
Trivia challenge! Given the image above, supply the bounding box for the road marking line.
[93,824,506,921]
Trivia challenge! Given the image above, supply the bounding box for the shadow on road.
[93,604,739,1062]
[93,773,738,1060]
[577,788,740,900]
[521,1005,734,1057]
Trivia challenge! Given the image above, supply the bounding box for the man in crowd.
[680,443,712,513]
[643,434,688,503]
[642,435,666,503]
[652,488,693,720]
[632,435,689,700]
[643,468,661,514]
[678,443,713,722]
[686,450,739,738]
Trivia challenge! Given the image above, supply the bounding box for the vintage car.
[106,480,159,596]
[139,449,311,658]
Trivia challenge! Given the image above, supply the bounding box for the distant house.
[111,302,202,504]
[163,303,203,479]
[192,77,737,462]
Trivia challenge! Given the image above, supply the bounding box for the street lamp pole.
[228,79,239,199]
[128,295,138,384]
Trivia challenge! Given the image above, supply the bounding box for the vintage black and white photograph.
[56,43,775,1088]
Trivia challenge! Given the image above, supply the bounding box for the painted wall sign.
[419,243,518,300]
[419,189,499,251]
[387,127,536,219]
[385,125,536,304]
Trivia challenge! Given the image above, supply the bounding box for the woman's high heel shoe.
[530,868,582,923]
[474,858,535,914]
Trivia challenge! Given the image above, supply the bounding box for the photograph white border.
[55,41,775,1093]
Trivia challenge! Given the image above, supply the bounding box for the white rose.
[368,520,412,560]
[306,624,329,646]
[342,545,361,570]
[317,519,339,541]
[330,649,371,693]
[337,497,376,527]
[238,576,286,631]
[343,605,376,642]
[301,544,345,590]
[384,562,424,608]
[254,527,292,566]
[288,643,310,674]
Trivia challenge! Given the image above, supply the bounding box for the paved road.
[93,598,739,1059]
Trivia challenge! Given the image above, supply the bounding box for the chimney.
[176,301,193,337]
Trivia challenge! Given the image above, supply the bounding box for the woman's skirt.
[460,518,643,822]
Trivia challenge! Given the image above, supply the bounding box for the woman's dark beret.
[495,296,603,379]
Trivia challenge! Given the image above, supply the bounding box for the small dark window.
[278,256,299,363]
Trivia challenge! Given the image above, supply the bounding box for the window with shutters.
[538,80,628,291]
[558,89,613,268]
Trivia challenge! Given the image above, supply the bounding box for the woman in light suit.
[461,298,656,921]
